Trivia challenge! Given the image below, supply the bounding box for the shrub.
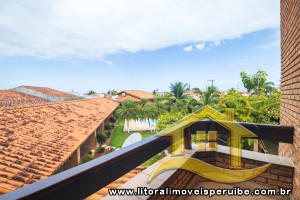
[82,155,94,163]
[104,124,112,130]
[97,133,107,144]
[98,147,105,153]
[109,116,116,123]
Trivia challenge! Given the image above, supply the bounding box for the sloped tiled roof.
[118,90,154,101]
[0,98,119,194]
[17,86,74,98]
[0,90,52,109]
[117,94,141,102]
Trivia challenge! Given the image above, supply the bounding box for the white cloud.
[195,43,206,50]
[213,41,221,46]
[183,45,193,52]
[0,0,280,59]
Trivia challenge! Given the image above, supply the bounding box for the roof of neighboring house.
[239,91,250,94]
[0,98,119,194]
[16,86,75,98]
[118,90,154,100]
[185,90,200,95]
[0,90,52,109]
[117,94,141,102]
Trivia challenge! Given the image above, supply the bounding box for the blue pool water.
[139,120,156,125]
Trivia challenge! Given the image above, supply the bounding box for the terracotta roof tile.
[17,86,74,98]
[118,90,154,102]
[0,90,51,109]
[0,98,119,194]
[117,94,141,102]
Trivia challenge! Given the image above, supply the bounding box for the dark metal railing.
[0,120,293,200]
[183,120,294,149]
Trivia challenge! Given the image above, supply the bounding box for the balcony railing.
[0,120,294,200]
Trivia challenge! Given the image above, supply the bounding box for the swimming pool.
[138,119,156,125]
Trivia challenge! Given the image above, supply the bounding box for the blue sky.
[0,0,280,94]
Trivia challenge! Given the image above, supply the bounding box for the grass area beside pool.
[109,119,153,148]
[108,119,165,166]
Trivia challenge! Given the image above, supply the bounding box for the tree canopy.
[240,70,275,95]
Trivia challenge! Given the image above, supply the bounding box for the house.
[239,91,250,96]
[184,90,201,100]
[0,98,119,194]
[116,90,154,102]
[156,91,167,97]
[0,90,51,109]
[13,86,78,102]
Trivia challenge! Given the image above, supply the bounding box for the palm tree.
[115,100,139,133]
[216,91,280,124]
[139,98,149,108]
[142,103,158,132]
[154,100,167,116]
[168,82,189,100]
[199,86,220,106]
[192,87,202,95]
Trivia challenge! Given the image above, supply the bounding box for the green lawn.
[109,119,153,148]
[109,119,164,166]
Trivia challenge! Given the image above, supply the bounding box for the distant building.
[116,90,154,102]
[13,86,78,102]
[220,90,228,95]
[239,91,250,96]
[0,98,119,194]
[184,90,201,100]
[156,92,167,97]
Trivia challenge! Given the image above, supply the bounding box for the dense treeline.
[115,70,279,132]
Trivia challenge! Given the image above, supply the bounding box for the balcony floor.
[184,176,290,200]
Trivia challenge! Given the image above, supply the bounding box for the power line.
[207,79,215,87]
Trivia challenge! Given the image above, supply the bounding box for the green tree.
[228,87,236,92]
[192,87,202,95]
[168,81,189,100]
[157,111,185,131]
[153,99,167,116]
[138,98,149,108]
[142,103,159,132]
[107,89,118,95]
[216,91,280,124]
[152,89,159,95]
[199,86,220,107]
[115,100,139,133]
[87,90,96,95]
[240,70,275,95]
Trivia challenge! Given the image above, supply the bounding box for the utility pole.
[207,79,215,87]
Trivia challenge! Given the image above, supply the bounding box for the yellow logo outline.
[148,106,271,183]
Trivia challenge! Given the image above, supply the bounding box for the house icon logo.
[148,106,271,183]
